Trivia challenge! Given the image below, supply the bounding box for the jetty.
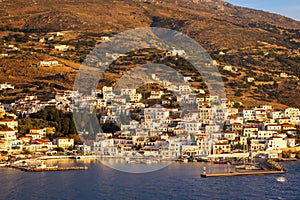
[11,165,88,172]
[10,159,88,172]
[201,170,284,178]
[201,159,286,178]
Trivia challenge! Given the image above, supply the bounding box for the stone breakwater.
[267,159,286,171]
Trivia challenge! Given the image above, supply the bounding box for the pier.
[201,159,286,178]
[201,170,285,178]
[11,165,88,172]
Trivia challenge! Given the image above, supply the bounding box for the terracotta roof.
[215,142,228,145]
[55,137,69,139]
[244,126,258,128]
[269,136,282,139]
[0,129,14,132]
[232,123,243,125]
[282,123,294,126]
[20,136,31,138]
[0,119,15,122]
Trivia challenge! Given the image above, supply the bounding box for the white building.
[243,126,259,137]
[256,131,276,140]
[0,130,17,141]
[54,44,70,51]
[121,88,136,96]
[269,111,284,119]
[266,124,281,131]
[53,137,74,149]
[266,136,287,150]
[243,109,256,120]
[29,128,47,138]
[144,107,170,124]
[284,108,300,118]
[38,61,59,67]
[149,90,164,99]
[184,121,202,133]
[0,83,14,90]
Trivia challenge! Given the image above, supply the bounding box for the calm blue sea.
[0,160,299,200]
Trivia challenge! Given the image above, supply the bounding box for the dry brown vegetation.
[0,0,300,108]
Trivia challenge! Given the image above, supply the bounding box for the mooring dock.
[201,170,285,178]
[11,166,88,172]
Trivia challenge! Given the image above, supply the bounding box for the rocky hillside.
[0,0,299,107]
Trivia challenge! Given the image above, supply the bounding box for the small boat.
[214,159,229,164]
[235,165,245,169]
[245,165,261,170]
[0,162,8,167]
[276,177,286,182]
[143,159,152,164]
[176,155,190,163]
[197,157,209,163]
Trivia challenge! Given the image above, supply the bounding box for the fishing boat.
[236,164,261,170]
[213,159,229,164]
[235,158,260,170]
[197,157,209,163]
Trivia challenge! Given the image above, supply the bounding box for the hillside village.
[1,76,300,161]
[1,0,300,108]
[0,0,300,162]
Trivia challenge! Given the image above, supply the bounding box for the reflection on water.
[45,158,98,166]
[99,158,173,173]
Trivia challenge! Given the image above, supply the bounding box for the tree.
[233,102,242,108]
[61,118,70,134]
[234,90,243,97]
[53,147,64,152]
[101,121,120,134]
[32,106,78,136]
[67,146,74,151]
[23,149,31,155]
[69,119,77,134]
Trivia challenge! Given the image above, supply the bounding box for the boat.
[176,155,190,163]
[197,157,209,163]
[0,162,8,167]
[236,164,261,170]
[143,159,153,164]
[276,177,286,182]
[213,159,229,164]
[126,158,142,164]
[235,157,261,170]
[235,165,246,169]
[245,165,261,170]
